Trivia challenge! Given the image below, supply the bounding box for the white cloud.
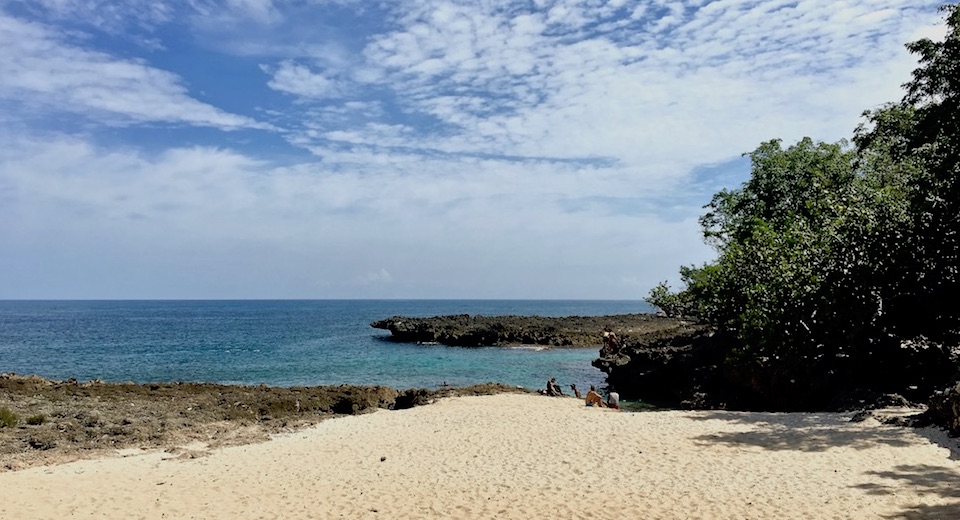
[264,60,341,99]
[269,0,940,181]
[185,0,364,60]
[0,133,711,298]
[0,12,269,130]
[0,0,949,298]
[11,0,173,33]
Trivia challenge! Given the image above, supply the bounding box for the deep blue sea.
[0,300,652,392]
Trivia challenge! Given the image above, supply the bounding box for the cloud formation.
[0,11,266,129]
[0,0,947,298]
[264,61,342,99]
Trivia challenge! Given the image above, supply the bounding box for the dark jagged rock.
[370,313,686,348]
[394,389,433,410]
[593,325,960,413]
[929,382,960,436]
[849,408,934,427]
[372,313,960,421]
[592,322,731,408]
[328,386,400,415]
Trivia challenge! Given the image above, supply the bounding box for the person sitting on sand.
[606,386,620,410]
[546,377,564,396]
[584,385,605,407]
[570,383,582,399]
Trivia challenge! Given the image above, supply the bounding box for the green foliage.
[853,4,960,339]
[646,281,691,317]
[651,5,960,394]
[0,407,17,428]
[700,138,857,247]
[676,139,883,358]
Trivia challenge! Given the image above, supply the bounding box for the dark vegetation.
[640,5,960,428]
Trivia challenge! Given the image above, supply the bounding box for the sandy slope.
[1,394,958,519]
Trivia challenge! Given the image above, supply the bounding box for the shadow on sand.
[687,411,918,452]
[685,411,960,518]
[859,464,960,519]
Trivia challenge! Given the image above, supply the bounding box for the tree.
[855,4,960,341]
[676,139,871,355]
[645,5,960,406]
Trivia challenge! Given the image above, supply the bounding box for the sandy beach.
[1,393,958,519]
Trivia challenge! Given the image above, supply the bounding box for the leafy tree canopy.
[647,4,960,398]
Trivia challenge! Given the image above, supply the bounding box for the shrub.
[26,414,47,426]
[646,281,693,318]
[0,407,17,428]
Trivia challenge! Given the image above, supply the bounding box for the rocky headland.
[373,313,960,435]
[370,313,688,347]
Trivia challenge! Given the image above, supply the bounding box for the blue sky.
[0,0,947,299]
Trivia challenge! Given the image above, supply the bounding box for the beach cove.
[2,393,958,519]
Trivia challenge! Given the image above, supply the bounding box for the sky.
[0,0,949,300]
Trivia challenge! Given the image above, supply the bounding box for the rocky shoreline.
[373,313,960,435]
[4,311,957,472]
[370,313,688,347]
[0,374,524,471]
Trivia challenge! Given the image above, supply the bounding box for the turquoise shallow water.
[0,300,653,391]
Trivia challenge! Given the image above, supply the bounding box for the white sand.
[1,393,958,519]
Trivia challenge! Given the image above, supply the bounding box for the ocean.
[0,300,653,392]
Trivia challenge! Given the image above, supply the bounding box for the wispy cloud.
[263,60,343,99]
[0,133,701,298]
[0,0,947,298]
[265,0,939,168]
[0,11,268,130]
[11,0,173,34]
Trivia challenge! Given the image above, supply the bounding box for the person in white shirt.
[606,387,620,410]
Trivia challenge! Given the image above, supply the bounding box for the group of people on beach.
[540,377,620,410]
[536,329,623,408]
[584,384,619,409]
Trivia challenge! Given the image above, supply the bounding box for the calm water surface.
[0,300,653,391]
